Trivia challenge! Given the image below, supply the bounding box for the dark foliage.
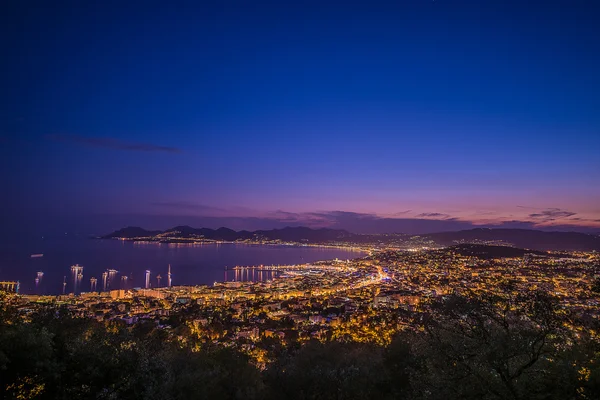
[592,277,600,294]
[1,291,599,399]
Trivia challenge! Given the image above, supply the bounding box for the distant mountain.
[102,226,162,238]
[102,226,600,251]
[253,226,355,243]
[422,228,600,252]
[102,225,352,243]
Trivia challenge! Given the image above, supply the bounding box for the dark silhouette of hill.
[423,228,600,251]
[252,226,355,242]
[162,225,245,241]
[102,225,351,243]
[102,226,600,251]
[103,226,162,238]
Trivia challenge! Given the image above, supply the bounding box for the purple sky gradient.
[2,1,599,235]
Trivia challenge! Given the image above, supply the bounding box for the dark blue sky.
[2,0,599,235]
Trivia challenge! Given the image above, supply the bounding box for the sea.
[0,236,364,295]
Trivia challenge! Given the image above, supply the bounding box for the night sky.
[2,0,599,235]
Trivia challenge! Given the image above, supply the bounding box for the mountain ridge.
[424,228,600,251]
[102,225,353,243]
[101,226,600,252]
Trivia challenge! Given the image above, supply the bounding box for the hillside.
[423,228,600,251]
[102,226,600,251]
[102,225,352,243]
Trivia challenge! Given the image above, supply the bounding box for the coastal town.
[3,244,599,368]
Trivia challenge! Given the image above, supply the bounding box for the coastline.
[6,239,366,295]
[97,236,370,255]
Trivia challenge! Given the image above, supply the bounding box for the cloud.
[267,210,598,234]
[31,207,599,237]
[271,210,304,222]
[528,208,577,222]
[89,205,598,236]
[285,210,473,234]
[416,212,452,219]
[391,210,412,216]
[47,134,181,153]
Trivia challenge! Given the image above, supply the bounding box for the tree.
[592,277,600,294]
[264,340,396,400]
[408,290,579,400]
[166,347,264,400]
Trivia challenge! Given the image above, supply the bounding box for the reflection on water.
[0,238,364,295]
[228,267,280,282]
